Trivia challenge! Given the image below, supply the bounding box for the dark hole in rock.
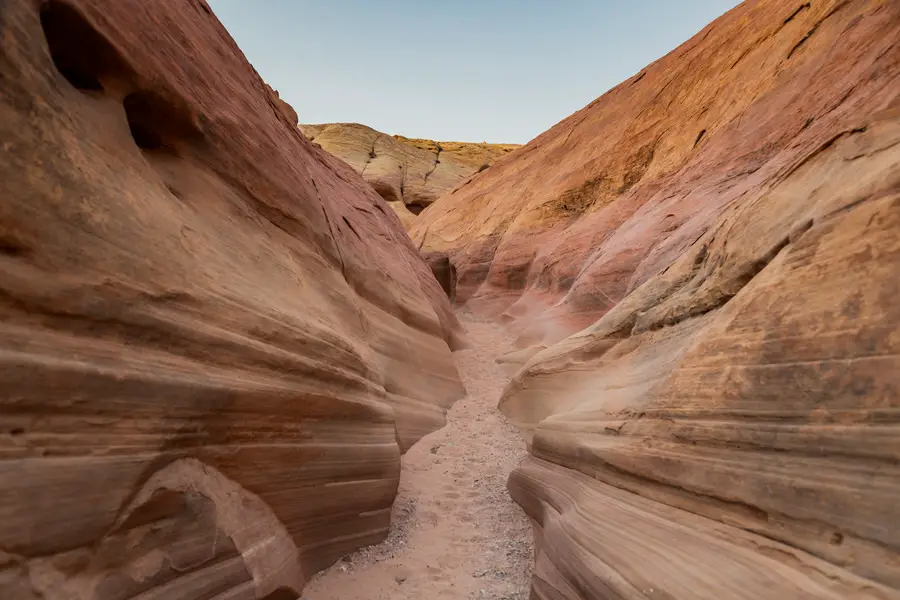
[40,0,127,91]
[693,129,707,148]
[370,181,401,204]
[407,204,425,216]
[0,236,29,257]
[122,90,199,153]
[126,109,164,149]
[9,428,25,436]
[831,532,844,546]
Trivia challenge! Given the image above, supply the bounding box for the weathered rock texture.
[0,1,465,598]
[414,0,900,598]
[422,251,457,304]
[300,122,518,227]
[265,83,298,126]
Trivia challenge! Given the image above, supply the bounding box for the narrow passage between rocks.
[302,310,533,600]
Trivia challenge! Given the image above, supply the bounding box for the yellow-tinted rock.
[301,122,518,220]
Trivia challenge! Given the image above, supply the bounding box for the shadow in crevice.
[39,0,128,91]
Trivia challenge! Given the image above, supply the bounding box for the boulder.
[0,0,464,598]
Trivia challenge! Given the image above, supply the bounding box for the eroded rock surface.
[300,122,518,226]
[0,1,465,598]
[422,251,457,304]
[265,83,298,126]
[414,0,900,598]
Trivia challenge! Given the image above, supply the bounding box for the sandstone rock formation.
[300,122,518,226]
[413,0,900,598]
[0,1,465,598]
[422,251,457,304]
[265,83,298,126]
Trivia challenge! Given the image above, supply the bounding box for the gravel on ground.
[302,310,533,600]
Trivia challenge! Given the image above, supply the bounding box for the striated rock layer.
[265,83,298,126]
[414,0,900,598]
[0,1,465,599]
[300,122,518,227]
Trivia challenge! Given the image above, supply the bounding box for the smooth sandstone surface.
[422,251,457,304]
[0,1,465,598]
[300,122,518,226]
[414,0,900,598]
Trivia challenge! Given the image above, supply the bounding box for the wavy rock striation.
[301,122,518,227]
[414,0,900,598]
[0,1,465,598]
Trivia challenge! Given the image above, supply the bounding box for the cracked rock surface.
[301,123,519,227]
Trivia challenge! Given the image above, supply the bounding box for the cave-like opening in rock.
[40,0,126,91]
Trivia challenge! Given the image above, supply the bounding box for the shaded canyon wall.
[0,0,465,598]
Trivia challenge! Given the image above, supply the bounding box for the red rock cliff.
[414,0,900,598]
[0,0,464,598]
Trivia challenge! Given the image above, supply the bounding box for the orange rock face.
[415,0,900,598]
[0,0,464,598]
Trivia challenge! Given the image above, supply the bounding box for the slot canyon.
[1,1,898,599]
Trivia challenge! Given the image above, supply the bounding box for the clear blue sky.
[210,0,742,144]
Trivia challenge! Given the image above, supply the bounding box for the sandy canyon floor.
[302,311,533,600]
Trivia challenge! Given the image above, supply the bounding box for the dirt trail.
[302,310,533,600]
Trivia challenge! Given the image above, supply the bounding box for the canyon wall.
[301,122,518,227]
[414,0,900,598]
[0,1,465,598]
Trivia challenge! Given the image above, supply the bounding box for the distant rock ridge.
[301,122,519,228]
[265,83,298,125]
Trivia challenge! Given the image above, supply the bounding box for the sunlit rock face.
[414,0,900,598]
[0,0,465,598]
[301,122,519,227]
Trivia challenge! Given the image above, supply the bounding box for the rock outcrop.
[0,1,465,598]
[265,83,298,126]
[413,0,900,598]
[422,251,457,304]
[300,122,518,227]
